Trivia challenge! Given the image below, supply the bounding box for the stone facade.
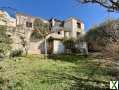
[0,10,16,27]
[0,10,85,54]
[50,17,84,39]
[53,40,64,54]
[15,14,85,54]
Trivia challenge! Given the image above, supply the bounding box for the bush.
[103,43,119,60]
[63,38,76,54]
[0,53,4,58]
[85,20,119,59]
[9,49,23,58]
[0,26,12,57]
[85,20,119,52]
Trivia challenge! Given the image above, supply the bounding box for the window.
[8,35,11,37]
[77,32,80,38]
[58,31,60,34]
[26,22,32,28]
[77,22,81,28]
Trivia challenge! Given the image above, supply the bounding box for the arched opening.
[30,30,43,42]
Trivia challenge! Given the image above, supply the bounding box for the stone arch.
[29,30,43,42]
[26,30,44,54]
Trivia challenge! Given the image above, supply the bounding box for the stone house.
[0,10,85,54]
[14,13,85,54]
[48,17,84,54]
[15,13,49,54]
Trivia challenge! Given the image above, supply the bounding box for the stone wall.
[53,40,64,54]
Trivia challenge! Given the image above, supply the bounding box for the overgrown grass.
[0,55,112,90]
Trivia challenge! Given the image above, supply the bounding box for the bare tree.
[77,0,119,12]
[33,19,49,57]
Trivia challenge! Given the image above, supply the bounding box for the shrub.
[0,25,12,57]
[63,38,76,54]
[9,49,23,58]
[103,43,119,60]
[85,20,119,52]
[0,53,4,60]
[85,20,119,59]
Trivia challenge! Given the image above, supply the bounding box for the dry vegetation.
[85,20,119,59]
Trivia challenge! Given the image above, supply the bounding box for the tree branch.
[77,0,119,12]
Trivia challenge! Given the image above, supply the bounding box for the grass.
[0,55,112,90]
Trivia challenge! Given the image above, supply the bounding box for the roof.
[16,12,49,23]
[49,17,63,22]
[65,17,83,23]
[16,12,36,19]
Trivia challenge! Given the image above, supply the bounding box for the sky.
[0,0,119,31]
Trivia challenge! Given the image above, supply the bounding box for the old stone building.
[14,13,85,54]
[0,10,85,55]
[48,17,85,54]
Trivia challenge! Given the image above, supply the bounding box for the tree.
[63,38,76,54]
[85,20,119,59]
[33,19,49,57]
[0,25,12,57]
[77,0,119,12]
[86,20,119,46]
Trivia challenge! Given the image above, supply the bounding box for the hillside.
[0,55,113,90]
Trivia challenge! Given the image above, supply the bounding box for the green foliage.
[0,55,111,90]
[63,38,75,49]
[0,25,12,56]
[63,38,76,53]
[9,49,23,58]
